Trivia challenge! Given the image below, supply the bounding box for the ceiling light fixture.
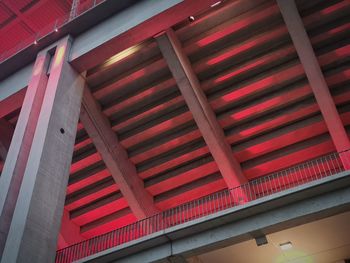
[34,39,38,45]
[188,16,195,22]
[54,27,58,32]
[211,1,222,8]
[279,241,293,250]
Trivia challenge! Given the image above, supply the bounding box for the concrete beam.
[277,0,350,158]
[0,119,14,161]
[0,63,32,102]
[1,36,85,263]
[80,171,350,263]
[70,0,220,72]
[0,0,219,98]
[0,89,26,119]
[156,29,247,189]
[170,179,350,258]
[80,87,159,219]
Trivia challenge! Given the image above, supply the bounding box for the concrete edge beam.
[78,171,350,262]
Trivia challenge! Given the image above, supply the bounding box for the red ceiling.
[1,0,109,59]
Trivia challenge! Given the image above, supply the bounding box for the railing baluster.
[57,151,349,262]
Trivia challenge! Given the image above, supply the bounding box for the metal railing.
[55,150,350,263]
[0,0,106,63]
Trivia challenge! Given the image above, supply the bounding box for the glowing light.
[196,5,278,47]
[276,250,313,263]
[279,241,293,250]
[207,27,287,66]
[53,45,66,68]
[120,111,192,148]
[335,44,350,56]
[322,1,348,14]
[138,146,209,179]
[70,152,101,174]
[102,44,143,68]
[34,39,38,45]
[210,1,222,8]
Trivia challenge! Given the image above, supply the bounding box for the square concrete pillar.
[0,36,85,263]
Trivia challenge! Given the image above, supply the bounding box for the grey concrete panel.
[0,63,32,102]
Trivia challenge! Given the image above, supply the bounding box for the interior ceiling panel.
[198,212,350,263]
[1,0,349,244]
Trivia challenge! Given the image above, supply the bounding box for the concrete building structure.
[0,0,349,262]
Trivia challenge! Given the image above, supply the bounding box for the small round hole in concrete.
[60,128,65,134]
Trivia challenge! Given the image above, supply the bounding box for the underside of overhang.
[0,0,349,245]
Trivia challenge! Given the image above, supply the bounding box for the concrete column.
[156,30,247,189]
[0,51,50,259]
[277,0,350,167]
[1,36,85,263]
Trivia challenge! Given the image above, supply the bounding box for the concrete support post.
[0,36,85,263]
[156,29,247,189]
[277,0,350,167]
[0,51,50,259]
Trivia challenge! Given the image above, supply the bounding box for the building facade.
[0,0,349,262]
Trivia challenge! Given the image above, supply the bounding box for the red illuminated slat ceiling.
[1,0,350,247]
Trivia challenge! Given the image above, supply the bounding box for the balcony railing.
[55,150,350,263]
[0,0,106,63]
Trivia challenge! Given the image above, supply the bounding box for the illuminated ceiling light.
[188,16,195,22]
[211,1,222,7]
[54,27,58,32]
[34,39,38,45]
[279,241,293,250]
[101,44,143,69]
